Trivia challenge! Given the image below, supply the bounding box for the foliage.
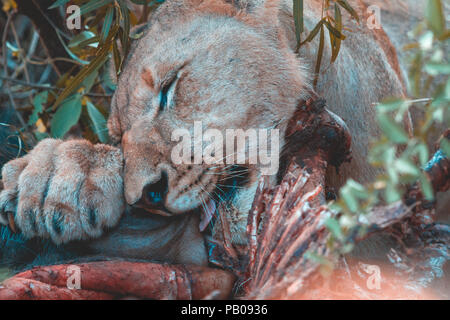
[1,0,164,148]
[326,0,449,256]
[293,0,359,86]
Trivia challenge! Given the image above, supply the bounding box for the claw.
[8,212,17,233]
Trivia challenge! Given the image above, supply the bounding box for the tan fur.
[1,0,410,248]
[0,139,124,244]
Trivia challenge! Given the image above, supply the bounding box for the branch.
[15,0,72,75]
[0,76,112,98]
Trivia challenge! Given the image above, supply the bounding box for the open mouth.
[135,165,250,232]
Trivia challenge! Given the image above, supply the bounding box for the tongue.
[199,199,216,232]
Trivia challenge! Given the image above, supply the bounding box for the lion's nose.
[142,171,168,207]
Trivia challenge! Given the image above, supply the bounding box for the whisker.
[216,183,244,189]
[210,151,240,165]
[218,172,248,182]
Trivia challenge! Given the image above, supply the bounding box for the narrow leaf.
[86,101,109,143]
[101,6,115,43]
[53,26,118,109]
[52,46,109,109]
[51,95,82,138]
[337,0,359,22]
[331,4,342,62]
[29,91,48,126]
[377,112,409,144]
[302,19,325,44]
[68,31,96,48]
[419,174,434,201]
[325,218,344,241]
[68,0,114,21]
[118,0,131,53]
[293,0,304,52]
[48,0,70,9]
[313,25,325,88]
[324,20,345,40]
[426,0,446,37]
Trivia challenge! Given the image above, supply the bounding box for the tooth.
[7,212,17,233]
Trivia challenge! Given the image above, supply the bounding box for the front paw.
[0,139,124,244]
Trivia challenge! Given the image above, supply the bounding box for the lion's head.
[107,0,308,242]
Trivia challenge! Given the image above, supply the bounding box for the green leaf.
[419,174,434,201]
[75,36,101,49]
[340,184,359,213]
[68,0,114,21]
[86,101,109,143]
[394,158,420,176]
[48,0,70,9]
[441,138,450,157]
[55,30,89,65]
[68,31,97,49]
[28,91,48,126]
[52,30,115,110]
[301,19,324,44]
[414,142,430,166]
[331,4,342,63]
[101,6,115,43]
[112,40,122,75]
[324,20,346,40]
[424,62,450,76]
[293,0,304,52]
[118,0,131,54]
[51,95,82,138]
[101,63,117,91]
[346,179,369,199]
[81,69,99,93]
[313,25,325,88]
[384,182,401,203]
[325,218,344,240]
[426,0,446,37]
[377,112,409,144]
[337,0,359,22]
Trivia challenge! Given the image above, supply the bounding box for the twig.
[2,12,27,129]
[10,19,31,84]
[0,76,112,98]
[25,56,82,66]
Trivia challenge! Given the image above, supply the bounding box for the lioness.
[0,0,406,268]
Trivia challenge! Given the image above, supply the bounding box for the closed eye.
[159,74,178,111]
